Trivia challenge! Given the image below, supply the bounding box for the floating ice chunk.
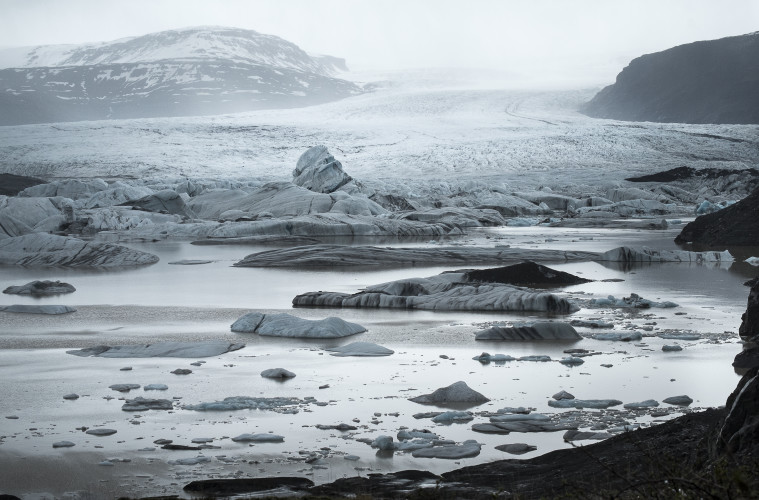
[3,280,76,296]
[598,246,733,265]
[475,322,580,341]
[325,342,394,357]
[122,397,173,411]
[144,384,168,391]
[63,393,79,400]
[518,355,552,362]
[411,440,481,459]
[168,456,211,465]
[232,312,366,338]
[570,319,614,329]
[0,233,159,267]
[589,293,678,309]
[559,356,585,365]
[109,384,140,392]
[398,429,439,441]
[745,257,759,266]
[472,352,516,363]
[184,396,301,411]
[658,333,700,341]
[86,428,117,436]
[624,399,659,409]
[409,381,489,406]
[52,441,76,448]
[431,411,474,423]
[506,217,539,227]
[662,345,683,352]
[548,399,622,409]
[231,433,284,443]
[696,200,736,215]
[0,304,76,315]
[593,331,643,342]
[67,341,244,358]
[371,435,395,451]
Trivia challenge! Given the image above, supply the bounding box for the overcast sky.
[2,0,757,84]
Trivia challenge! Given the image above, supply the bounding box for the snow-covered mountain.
[0,27,360,125]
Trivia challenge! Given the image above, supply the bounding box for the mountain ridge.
[581,32,759,124]
[0,26,360,125]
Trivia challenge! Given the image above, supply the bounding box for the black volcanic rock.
[583,32,759,124]
[463,261,592,287]
[674,186,759,246]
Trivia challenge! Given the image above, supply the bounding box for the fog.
[2,0,758,84]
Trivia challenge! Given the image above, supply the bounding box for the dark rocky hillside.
[582,32,759,124]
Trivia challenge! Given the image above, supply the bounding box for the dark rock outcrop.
[718,367,759,457]
[582,32,759,124]
[463,261,591,287]
[675,187,759,246]
[184,477,314,496]
[0,173,45,196]
[739,278,759,341]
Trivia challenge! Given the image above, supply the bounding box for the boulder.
[3,280,76,296]
[231,312,366,338]
[409,381,489,406]
[260,368,296,379]
[475,322,580,341]
[292,146,352,193]
[663,395,693,406]
[0,233,159,267]
[675,187,759,247]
